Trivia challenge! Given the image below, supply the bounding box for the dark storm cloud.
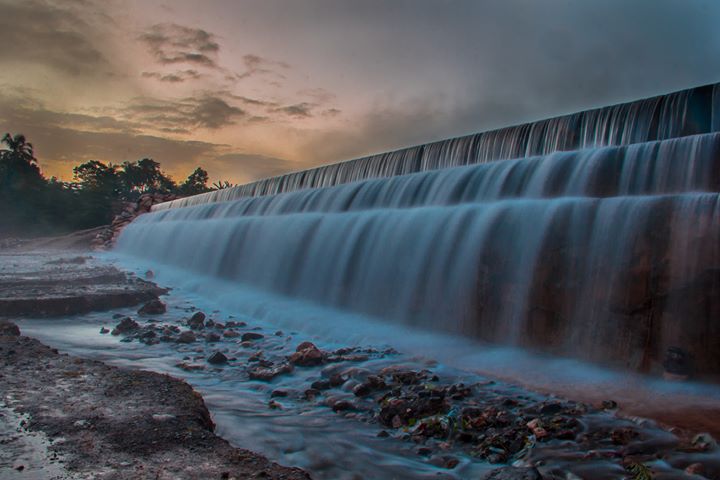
[0,0,109,75]
[140,23,220,68]
[141,69,202,83]
[235,0,720,143]
[122,95,246,130]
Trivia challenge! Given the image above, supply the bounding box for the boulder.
[0,322,20,336]
[137,299,166,315]
[289,342,325,366]
[241,332,264,341]
[207,352,228,365]
[248,363,293,381]
[111,317,140,335]
[188,312,206,330]
[176,331,196,344]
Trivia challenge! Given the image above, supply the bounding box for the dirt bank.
[0,321,310,479]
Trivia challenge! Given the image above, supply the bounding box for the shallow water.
[0,403,67,480]
[13,254,720,479]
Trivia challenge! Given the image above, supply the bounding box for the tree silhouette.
[178,167,211,195]
[1,133,231,236]
[0,132,43,191]
[1,133,36,164]
[119,158,176,195]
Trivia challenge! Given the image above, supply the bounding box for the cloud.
[141,69,202,83]
[208,153,295,182]
[0,95,219,178]
[235,54,289,81]
[122,95,246,130]
[322,108,342,118]
[139,23,220,68]
[0,0,109,76]
[272,102,315,118]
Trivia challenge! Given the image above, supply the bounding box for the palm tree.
[1,133,37,165]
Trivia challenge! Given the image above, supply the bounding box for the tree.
[177,167,211,195]
[119,158,176,195]
[212,180,236,190]
[0,133,43,191]
[1,133,36,165]
[73,160,120,194]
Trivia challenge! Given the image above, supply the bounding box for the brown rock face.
[92,193,179,250]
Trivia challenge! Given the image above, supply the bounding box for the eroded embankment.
[0,321,310,480]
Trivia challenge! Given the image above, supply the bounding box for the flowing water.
[117,131,720,371]
[16,257,720,479]
[73,82,720,477]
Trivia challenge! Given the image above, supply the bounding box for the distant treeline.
[0,133,232,237]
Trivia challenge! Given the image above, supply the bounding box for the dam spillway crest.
[117,83,720,376]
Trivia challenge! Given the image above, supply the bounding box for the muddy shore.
[0,321,310,479]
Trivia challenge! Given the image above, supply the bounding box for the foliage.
[0,133,233,237]
[178,167,211,196]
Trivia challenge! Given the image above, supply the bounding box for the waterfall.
[155,82,719,211]
[117,83,720,373]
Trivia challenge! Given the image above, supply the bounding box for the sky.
[1,0,719,185]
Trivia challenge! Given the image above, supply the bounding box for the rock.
[268,400,282,410]
[378,393,448,428]
[304,389,320,400]
[433,455,459,470]
[248,363,294,381]
[481,467,542,480]
[416,447,433,456]
[205,333,221,343]
[0,322,20,336]
[144,270,154,279]
[295,341,315,351]
[289,342,325,366]
[353,375,386,396]
[526,418,548,439]
[601,400,618,410]
[241,332,264,341]
[663,346,694,379]
[138,299,166,315]
[271,390,288,398]
[331,400,356,412]
[329,374,345,387]
[377,430,390,438]
[207,352,228,365]
[175,362,205,372]
[223,330,240,338]
[111,317,140,335]
[311,380,332,391]
[539,402,563,415]
[188,312,206,330]
[99,327,109,334]
[177,331,197,344]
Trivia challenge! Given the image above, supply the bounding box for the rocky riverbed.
[2,250,720,479]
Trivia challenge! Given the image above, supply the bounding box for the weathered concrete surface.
[0,253,165,317]
[0,321,310,479]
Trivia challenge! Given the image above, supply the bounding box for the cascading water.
[156,82,720,210]
[117,84,720,375]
